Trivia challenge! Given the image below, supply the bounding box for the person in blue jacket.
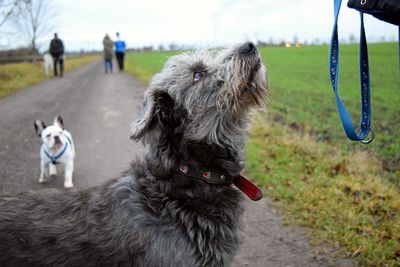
[114,32,126,71]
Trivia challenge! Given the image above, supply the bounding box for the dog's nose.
[239,42,256,54]
[54,135,61,143]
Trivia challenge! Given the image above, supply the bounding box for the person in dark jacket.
[114,32,126,71]
[103,34,114,74]
[49,33,65,77]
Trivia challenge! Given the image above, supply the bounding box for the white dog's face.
[40,125,65,150]
[34,116,66,151]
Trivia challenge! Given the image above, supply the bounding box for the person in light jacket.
[103,34,114,74]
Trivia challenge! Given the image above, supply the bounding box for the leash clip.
[360,128,375,144]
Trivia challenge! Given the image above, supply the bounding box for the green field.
[125,51,178,83]
[262,44,399,181]
[125,43,400,266]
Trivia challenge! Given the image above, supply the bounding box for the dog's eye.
[193,72,202,82]
[46,134,51,138]
[223,56,232,63]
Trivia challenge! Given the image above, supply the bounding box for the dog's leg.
[39,161,47,183]
[64,161,74,188]
[49,163,57,177]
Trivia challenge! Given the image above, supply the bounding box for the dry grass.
[0,55,100,98]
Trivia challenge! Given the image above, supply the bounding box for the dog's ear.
[34,120,46,137]
[54,115,64,129]
[130,90,175,141]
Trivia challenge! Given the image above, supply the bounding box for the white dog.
[43,53,53,77]
[34,116,75,188]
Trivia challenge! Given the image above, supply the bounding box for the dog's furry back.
[0,162,242,267]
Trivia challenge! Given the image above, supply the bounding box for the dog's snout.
[54,135,61,143]
[239,42,256,54]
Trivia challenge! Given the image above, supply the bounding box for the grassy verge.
[259,43,400,186]
[247,116,399,266]
[125,44,400,266]
[0,55,100,98]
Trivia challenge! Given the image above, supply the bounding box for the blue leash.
[330,0,374,143]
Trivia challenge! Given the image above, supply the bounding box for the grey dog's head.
[130,43,267,173]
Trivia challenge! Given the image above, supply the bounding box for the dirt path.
[0,61,352,266]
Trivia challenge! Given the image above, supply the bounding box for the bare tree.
[0,0,28,28]
[0,0,28,48]
[13,0,55,54]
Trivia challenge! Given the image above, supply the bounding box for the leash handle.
[330,0,373,143]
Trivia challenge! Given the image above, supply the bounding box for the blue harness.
[42,134,72,165]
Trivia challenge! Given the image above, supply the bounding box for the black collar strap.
[175,164,234,185]
[175,164,263,201]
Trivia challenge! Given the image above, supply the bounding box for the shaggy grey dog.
[0,42,267,267]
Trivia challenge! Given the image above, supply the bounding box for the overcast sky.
[16,0,400,51]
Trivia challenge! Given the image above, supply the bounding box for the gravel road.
[0,61,352,266]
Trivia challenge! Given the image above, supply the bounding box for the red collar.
[176,164,263,201]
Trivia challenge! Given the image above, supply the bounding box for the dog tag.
[233,175,263,201]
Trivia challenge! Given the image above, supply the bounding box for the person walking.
[49,33,65,77]
[103,34,114,74]
[114,32,126,71]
